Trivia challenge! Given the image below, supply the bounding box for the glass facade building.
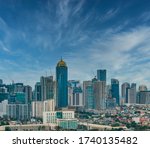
[97,69,106,81]
[111,79,119,105]
[56,59,68,108]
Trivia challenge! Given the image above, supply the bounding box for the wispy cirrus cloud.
[0,0,150,89]
[0,41,10,52]
[66,25,150,88]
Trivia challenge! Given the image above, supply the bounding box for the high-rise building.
[6,104,29,120]
[83,81,94,109]
[34,82,41,101]
[40,76,54,101]
[93,80,106,110]
[121,82,130,103]
[31,101,43,118]
[139,85,148,91]
[0,100,8,117]
[126,83,136,104]
[24,85,32,104]
[43,99,55,112]
[111,79,119,105]
[138,91,150,104]
[0,92,8,103]
[14,83,24,93]
[106,85,112,99]
[97,70,106,81]
[68,80,83,107]
[56,59,68,109]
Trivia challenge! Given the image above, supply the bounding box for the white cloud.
[66,26,150,89]
[0,41,10,52]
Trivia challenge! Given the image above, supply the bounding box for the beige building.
[93,81,106,110]
[43,110,75,124]
[32,101,43,118]
[43,99,55,112]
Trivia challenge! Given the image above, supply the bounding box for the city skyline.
[0,0,150,88]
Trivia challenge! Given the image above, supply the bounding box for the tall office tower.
[83,81,94,109]
[34,82,41,101]
[40,76,54,101]
[121,82,130,103]
[138,91,150,104]
[139,85,148,91]
[56,58,68,109]
[127,83,136,104]
[106,85,112,99]
[24,85,32,104]
[111,79,119,105]
[24,85,32,119]
[97,69,106,81]
[93,80,106,110]
[14,83,24,93]
[68,80,83,107]
[105,85,116,109]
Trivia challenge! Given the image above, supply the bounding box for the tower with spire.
[56,58,68,109]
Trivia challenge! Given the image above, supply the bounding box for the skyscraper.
[138,91,150,104]
[93,80,106,110]
[56,59,68,109]
[83,81,94,109]
[40,76,54,101]
[68,80,83,107]
[97,69,106,81]
[121,82,130,103]
[34,82,41,101]
[24,85,32,104]
[111,79,119,105]
[139,85,148,91]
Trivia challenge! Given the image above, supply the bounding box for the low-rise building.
[43,110,78,130]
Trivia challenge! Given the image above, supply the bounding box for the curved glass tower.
[56,59,68,109]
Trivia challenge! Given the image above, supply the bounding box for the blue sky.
[0,0,150,89]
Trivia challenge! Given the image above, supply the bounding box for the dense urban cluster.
[0,59,150,131]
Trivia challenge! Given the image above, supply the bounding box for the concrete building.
[31,101,43,118]
[93,81,106,110]
[14,83,24,93]
[6,104,29,120]
[0,100,8,117]
[138,91,150,104]
[121,82,130,103]
[68,80,83,107]
[24,85,32,103]
[139,85,148,91]
[43,110,75,124]
[127,83,136,104]
[43,99,55,112]
[40,76,55,101]
[43,110,78,130]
